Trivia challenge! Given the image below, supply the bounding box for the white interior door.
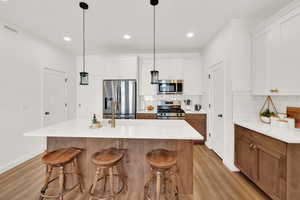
[210,63,225,159]
[44,69,67,126]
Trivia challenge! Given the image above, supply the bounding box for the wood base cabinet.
[235,125,300,200]
[185,114,207,144]
[136,113,157,119]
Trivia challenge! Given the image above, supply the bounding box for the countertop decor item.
[150,0,159,84]
[259,96,278,124]
[287,107,300,128]
[147,105,155,111]
[79,2,89,86]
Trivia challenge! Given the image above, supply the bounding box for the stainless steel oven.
[158,80,183,95]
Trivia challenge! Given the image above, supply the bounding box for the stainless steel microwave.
[158,80,183,95]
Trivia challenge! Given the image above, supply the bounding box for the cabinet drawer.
[136,113,157,119]
[235,125,287,155]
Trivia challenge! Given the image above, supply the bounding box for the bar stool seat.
[89,148,127,200]
[91,148,124,167]
[144,149,179,200]
[146,149,177,170]
[42,147,82,166]
[39,147,84,200]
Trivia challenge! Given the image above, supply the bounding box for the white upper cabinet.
[183,58,203,95]
[252,25,279,95]
[138,58,157,96]
[138,55,203,96]
[156,58,184,80]
[252,6,300,95]
[277,8,300,95]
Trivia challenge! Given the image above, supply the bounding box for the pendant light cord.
[83,9,86,73]
[153,5,156,71]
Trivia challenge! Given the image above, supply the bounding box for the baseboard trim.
[223,160,240,172]
[0,150,44,174]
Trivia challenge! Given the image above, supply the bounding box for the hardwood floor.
[0,145,270,200]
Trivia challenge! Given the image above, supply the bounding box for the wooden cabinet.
[235,136,258,180]
[234,125,300,200]
[252,6,300,95]
[136,113,157,119]
[185,114,206,143]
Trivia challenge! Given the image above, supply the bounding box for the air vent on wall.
[3,25,19,34]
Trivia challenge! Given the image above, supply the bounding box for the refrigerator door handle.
[104,97,108,109]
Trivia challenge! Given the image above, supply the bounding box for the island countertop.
[24,118,203,140]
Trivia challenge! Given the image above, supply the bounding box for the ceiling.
[0,0,292,55]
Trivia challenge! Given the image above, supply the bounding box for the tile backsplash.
[139,95,202,111]
[233,91,300,121]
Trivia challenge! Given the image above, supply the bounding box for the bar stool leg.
[156,171,161,200]
[58,166,65,200]
[109,167,115,198]
[90,166,101,198]
[73,158,84,193]
[39,165,53,200]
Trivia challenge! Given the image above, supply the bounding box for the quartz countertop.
[24,119,203,140]
[235,120,300,143]
[137,110,157,114]
[184,110,207,114]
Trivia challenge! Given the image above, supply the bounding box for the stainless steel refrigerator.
[103,80,137,119]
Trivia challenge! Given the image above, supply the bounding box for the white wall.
[0,20,76,173]
[233,92,300,121]
[201,19,252,171]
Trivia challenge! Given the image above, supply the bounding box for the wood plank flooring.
[0,145,270,200]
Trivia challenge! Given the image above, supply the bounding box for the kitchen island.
[24,119,202,198]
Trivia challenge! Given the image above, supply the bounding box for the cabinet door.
[139,58,157,95]
[235,137,258,180]
[257,146,286,200]
[277,8,300,95]
[157,58,183,80]
[183,58,203,95]
[252,26,279,95]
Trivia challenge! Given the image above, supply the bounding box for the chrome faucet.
[109,101,119,128]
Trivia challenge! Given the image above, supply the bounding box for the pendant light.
[79,2,89,85]
[150,0,159,84]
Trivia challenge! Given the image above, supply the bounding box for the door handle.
[218,114,223,118]
[45,112,50,115]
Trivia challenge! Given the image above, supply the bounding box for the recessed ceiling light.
[1,0,9,2]
[186,32,195,38]
[123,34,131,40]
[63,36,72,42]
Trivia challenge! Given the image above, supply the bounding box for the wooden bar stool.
[89,148,127,200]
[39,147,84,200]
[144,149,179,200]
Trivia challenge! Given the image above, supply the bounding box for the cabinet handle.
[249,143,254,148]
[270,89,279,93]
[253,145,257,151]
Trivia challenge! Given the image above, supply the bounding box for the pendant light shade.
[79,2,89,86]
[151,70,159,84]
[150,0,159,84]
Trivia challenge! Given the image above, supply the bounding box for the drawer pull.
[270,89,279,93]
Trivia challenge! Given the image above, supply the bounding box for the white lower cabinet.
[252,6,300,95]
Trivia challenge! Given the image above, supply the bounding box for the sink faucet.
[109,101,119,128]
